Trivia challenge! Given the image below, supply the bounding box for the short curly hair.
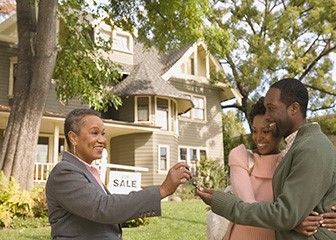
[64,108,101,148]
[249,97,266,123]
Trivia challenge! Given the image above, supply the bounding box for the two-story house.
[0,14,241,187]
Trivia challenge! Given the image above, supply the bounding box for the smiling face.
[264,88,295,138]
[252,114,281,155]
[69,115,106,164]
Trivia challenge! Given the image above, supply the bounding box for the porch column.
[53,124,59,166]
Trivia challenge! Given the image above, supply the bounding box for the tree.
[1,0,335,189]
[0,0,16,15]
[0,0,212,189]
[0,0,58,189]
[222,110,247,183]
[203,0,336,131]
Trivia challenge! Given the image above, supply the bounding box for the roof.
[112,61,194,114]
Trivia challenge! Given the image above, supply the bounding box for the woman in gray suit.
[46,108,191,240]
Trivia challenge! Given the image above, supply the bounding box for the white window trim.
[179,93,206,122]
[95,23,134,54]
[8,56,17,99]
[134,96,151,123]
[170,99,179,135]
[112,29,134,54]
[155,96,171,131]
[178,146,208,164]
[158,144,170,174]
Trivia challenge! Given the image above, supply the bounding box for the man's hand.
[320,206,336,233]
[294,211,321,236]
[159,162,191,199]
[195,186,214,206]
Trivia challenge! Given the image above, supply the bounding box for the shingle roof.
[112,61,193,114]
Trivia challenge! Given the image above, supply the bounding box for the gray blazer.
[46,152,161,240]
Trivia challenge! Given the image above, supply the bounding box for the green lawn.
[0,200,208,240]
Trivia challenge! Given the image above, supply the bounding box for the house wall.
[169,78,224,162]
[151,132,179,186]
[103,96,134,122]
[109,131,179,187]
[44,83,87,115]
[0,42,17,106]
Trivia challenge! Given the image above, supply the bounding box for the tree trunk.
[0,0,58,190]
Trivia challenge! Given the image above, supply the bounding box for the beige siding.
[0,43,17,105]
[152,132,179,186]
[109,132,179,187]
[44,83,87,115]
[169,78,224,162]
[109,133,154,187]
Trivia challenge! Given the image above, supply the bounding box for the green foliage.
[175,181,199,200]
[106,0,211,52]
[30,186,48,218]
[197,157,227,190]
[122,217,149,228]
[310,115,336,135]
[222,111,248,170]
[205,0,336,131]
[0,172,48,228]
[55,0,123,111]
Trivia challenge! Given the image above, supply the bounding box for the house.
[0,14,242,187]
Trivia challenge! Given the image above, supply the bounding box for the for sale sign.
[108,171,142,194]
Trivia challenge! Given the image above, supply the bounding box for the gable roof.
[112,61,194,114]
[0,13,17,43]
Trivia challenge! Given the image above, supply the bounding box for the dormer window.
[96,23,133,54]
[113,33,131,52]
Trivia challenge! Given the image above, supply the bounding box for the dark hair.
[64,108,101,147]
[249,97,266,123]
[270,78,308,118]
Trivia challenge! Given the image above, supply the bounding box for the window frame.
[155,97,170,131]
[178,146,207,177]
[158,144,170,173]
[135,96,151,123]
[180,93,206,122]
[8,56,17,99]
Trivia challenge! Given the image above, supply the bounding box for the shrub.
[197,157,227,190]
[175,180,199,200]
[122,217,149,228]
[0,171,48,228]
[30,185,48,218]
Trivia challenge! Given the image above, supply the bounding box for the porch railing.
[34,162,54,184]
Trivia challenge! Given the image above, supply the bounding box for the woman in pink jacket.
[228,97,336,240]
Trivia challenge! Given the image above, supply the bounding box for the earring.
[73,145,77,155]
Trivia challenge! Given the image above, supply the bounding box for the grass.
[0,200,208,240]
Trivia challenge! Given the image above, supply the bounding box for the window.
[156,98,169,130]
[180,95,191,118]
[8,56,17,99]
[137,97,150,122]
[179,148,187,161]
[189,148,197,176]
[180,94,205,121]
[193,96,205,120]
[178,147,207,177]
[113,33,131,52]
[188,57,195,75]
[158,145,170,172]
[36,137,49,163]
[170,101,177,132]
